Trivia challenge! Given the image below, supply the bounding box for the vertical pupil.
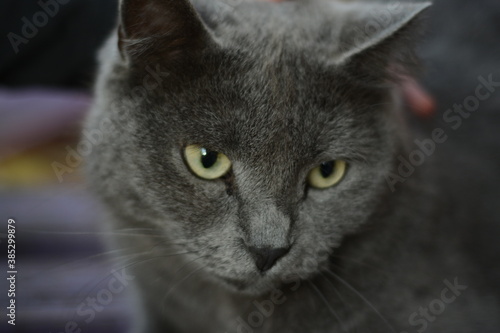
[201,148,219,168]
[320,161,335,178]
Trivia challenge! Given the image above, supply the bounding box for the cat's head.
[87,0,429,295]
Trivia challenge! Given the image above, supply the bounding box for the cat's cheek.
[306,188,338,204]
[287,215,337,272]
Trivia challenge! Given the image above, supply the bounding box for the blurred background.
[0,0,499,332]
[0,1,135,332]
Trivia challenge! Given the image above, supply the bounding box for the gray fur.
[84,0,500,332]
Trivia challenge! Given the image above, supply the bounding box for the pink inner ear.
[401,76,436,118]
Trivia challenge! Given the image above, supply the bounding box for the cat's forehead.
[159,57,378,163]
[117,0,409,163]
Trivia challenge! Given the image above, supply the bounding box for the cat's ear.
[331,2,431,84]
[118,0,214,64]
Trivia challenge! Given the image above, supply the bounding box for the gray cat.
[84,0,500,332]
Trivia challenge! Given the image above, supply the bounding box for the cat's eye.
[184,145,232,180]
[307,160,347,189]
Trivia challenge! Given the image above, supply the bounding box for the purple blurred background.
[0,1,135,332]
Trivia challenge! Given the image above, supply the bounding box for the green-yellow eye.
[184,145,232,180]
[307,160,347,189]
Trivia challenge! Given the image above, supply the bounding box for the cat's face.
[87,0,429,295]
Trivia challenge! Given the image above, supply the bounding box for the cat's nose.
[248,246,290,273]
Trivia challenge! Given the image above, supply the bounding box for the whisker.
[49,249,150,319]
[171,253,205,277]
[15,228,175,238]
[21,248,131,280]
[319,272,351,312]
[326,270,397,333]
[307,281,348,332]
[112,251,195,274]
[62,250,195,324]
[23,235,195,281]
[71,250,194,304]
[162,262,207,308]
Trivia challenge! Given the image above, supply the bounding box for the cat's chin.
[214,273,294,296]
